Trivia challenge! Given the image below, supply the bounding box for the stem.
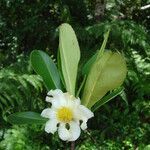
[71,141,75,150]
[85,130,99,149]
[86,130,97,144]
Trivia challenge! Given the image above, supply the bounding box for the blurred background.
[0,0,150,149]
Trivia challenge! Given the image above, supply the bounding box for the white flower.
[41,89,94,141]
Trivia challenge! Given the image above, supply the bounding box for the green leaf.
[92,87,124,112]
[120,90,128,106]
[59,23,80,95]
[76,75,86,97]
[82,52,98,75]
[82,51,127,108]
[57,48,66,88]
[7,111,48,124]
[96,29,110,60]
[30,50,61,90]
[144,145,150,150]
[82,30,110,75]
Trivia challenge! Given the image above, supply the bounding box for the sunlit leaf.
[59,23,80,95]
[8,111,48,124]
[30,50,61,90]
[82,51,127,108]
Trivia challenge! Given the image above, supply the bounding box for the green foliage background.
[0,0,150,149]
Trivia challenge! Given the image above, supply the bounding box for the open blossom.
[41,89,94,141]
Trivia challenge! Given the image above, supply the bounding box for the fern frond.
[0,69,44,116]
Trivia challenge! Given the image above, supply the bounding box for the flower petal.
[73,105,93,130]
[80,119,87,130]
[47,89,63,97]
[64,96,81,110]
[45,96,52,103]
[75,98,81,105]
[68,121,81,141]
[45,119,58,134]
[73,105,93,122]
[41,108,56,119]
[58,123,71,141]
[79,105,94,119]
[46,89,66,108]
[43,89,94,141]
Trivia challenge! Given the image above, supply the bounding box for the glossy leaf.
[59,23,80,95]
[30,50,61,90]
[82,51,127,108]
[7,111,48,124]
[92,87,124,112]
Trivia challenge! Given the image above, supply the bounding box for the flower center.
[57,107,73,122]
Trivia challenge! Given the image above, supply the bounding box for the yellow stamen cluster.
[57,107,73,122]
